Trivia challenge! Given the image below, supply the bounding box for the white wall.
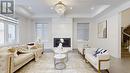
[34,17,92,50]
[121,8,130,28]
[89,1,130,58]
[17,14,35,44]
[73,18,91,49]
[90,13,121,58]
[52,17,73,49]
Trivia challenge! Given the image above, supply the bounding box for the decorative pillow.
[27,43,34,46]
[35,44,42,48]
[20,45,28,49]
[30,45,38,49]
[28,45,37,50]
[93,48,103,57]
[17,47,28,51]
[17,50,27,55]
[100,49,107,54]
[17,47,28,54]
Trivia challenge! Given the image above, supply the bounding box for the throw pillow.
[93,48,103,57]
[17,47,28,52]
[30,45,38,49]
[17,47,28,55]
[27,45,37,50]
[36,44,42,48]
[27,43,34,46]
[100,49,107,54]
[17,50,26,55]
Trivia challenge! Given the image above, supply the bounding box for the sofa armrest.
[0,53,13,73]
[97,54,110,61]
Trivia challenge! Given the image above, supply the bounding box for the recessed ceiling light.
[70,7,73,9]
[28,6,32,10]
[51,7,53,9]
[91,7,94,10]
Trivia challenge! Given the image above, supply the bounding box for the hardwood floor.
[109,57,130,73]
[109,48,130,73]
[121,49,130,57]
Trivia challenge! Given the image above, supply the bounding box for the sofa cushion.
[14,53,33,66]
[29,45,38,49]
[86,52,97,65]
[17,47,29,54]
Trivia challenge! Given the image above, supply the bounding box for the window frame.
[0,18,18,46]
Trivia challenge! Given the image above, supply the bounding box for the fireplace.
[54,38,71,47]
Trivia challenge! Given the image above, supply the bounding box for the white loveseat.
[84,48,110,73]
[0,44,44,73]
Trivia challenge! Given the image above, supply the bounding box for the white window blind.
[8,23,16,43]
[36,24,48,42]
[0,21,4,44]
[77,23,89,41]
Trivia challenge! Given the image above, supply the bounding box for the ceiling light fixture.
[54,1,66,15]
[91,7,94,10]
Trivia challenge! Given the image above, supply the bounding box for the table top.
[54,54,66,59]
[54,49,69,54]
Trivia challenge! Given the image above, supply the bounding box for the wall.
[52,17,73,50]
[34,18,91,50]
[34,18,52,49]
[90,13,121,58]
[17,14,35,44]
[73,18,91,49]
[121,8,130,28]
[89,1,130,58]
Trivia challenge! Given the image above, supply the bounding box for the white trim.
[0,14,18,23]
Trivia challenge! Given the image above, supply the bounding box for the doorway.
[121,8,130,58]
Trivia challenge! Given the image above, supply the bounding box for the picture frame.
[98,20,107,38]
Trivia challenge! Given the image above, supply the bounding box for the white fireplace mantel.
[52,17,73,50]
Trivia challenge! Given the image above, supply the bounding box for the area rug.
[15,51,97,73]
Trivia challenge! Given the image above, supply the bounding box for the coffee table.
[54,54,66,70]
[53,49,69,61]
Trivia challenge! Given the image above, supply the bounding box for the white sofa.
[0,44,44,73]
[77,42,89,55]
[78,48,84,55]
[77,42,85,55]
[84,48,110,73]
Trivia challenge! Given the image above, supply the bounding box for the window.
[8,23,16,43]
[0,18,18,45]
[0,21,4,44]
[77,23,89,41]
[36,23,48,42]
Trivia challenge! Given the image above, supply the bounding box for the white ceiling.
[15,0,130,18]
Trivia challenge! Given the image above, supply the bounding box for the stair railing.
[122,31,130,37]
[122,31,130,49]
